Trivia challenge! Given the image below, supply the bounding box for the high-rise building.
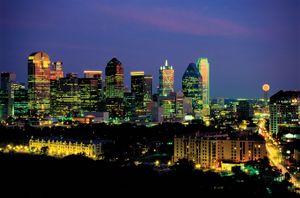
[8,82,28,118]
[1,72,16,91]
[79,78,99,113]
[131,71,145,114]
[50,61,64,80]
[28,52,51,117]
[269,90,300,134]
[182,63,202,117]
[84,70,104,111]
[105,58,124,119]
[124,92,136,121]
[197,58,210,117]
[144,75,153,115]
[237,101,253,120]
[55,73,81,117]
[0,89,8,120]
[159,60,174,97]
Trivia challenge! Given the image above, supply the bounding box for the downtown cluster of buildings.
[0,51,211,124]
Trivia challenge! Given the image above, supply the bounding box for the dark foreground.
[1,153,299,198]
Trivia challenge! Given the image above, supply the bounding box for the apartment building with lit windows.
[173,133,266,169]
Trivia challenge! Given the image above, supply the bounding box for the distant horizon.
[1,0,299,98]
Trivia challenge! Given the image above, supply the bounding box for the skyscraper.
[8,82,28,118]
[79,78,99,113]
[105,57,124,119]
[159,60,174,97]
[84,70,104,111]
[182,63,202,117]
[28,52,51,116]
[50,61,64,80]
[269,90,300,134]
[197,58,210,117]
[144,75,153,115]
[131,71,145,115]
[1,72,16,91]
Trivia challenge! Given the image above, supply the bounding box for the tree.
[40,146,49,155]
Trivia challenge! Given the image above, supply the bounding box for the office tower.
[262,84,270,106]
[0,89,8,120]
[84,70,104,111]
[1,72,16,91]
[105,57,124,119]
[50,61,64,80]
[237,101,253,120]
[182,63,202,117]
[124,92,136,121]
[158,60,174,97]
[144,75,153,114]
[79,78,99,113]
[269,90,300,134]
[197,58,210,117]
[28,52,51,116]
[8,82,28,118]
[175,91,184,121]
[131,71,145,115]
[160,92,176,121]
[55,73,81,117]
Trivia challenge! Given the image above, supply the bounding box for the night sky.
[0,0,299,98]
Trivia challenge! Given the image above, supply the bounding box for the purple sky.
[0,0,299,98]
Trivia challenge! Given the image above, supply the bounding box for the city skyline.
[0,0,299,98]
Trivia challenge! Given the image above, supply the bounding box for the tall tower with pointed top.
[158,59,174,97]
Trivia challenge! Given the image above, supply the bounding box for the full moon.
[262,84,270,92]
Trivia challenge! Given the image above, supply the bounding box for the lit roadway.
[258,120,300,190]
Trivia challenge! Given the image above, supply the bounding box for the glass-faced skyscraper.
[131,71,145,115]
[182,63,202,116]
[197,58,210,117]
[28,52,51,116]
[159,60,174,97]
[105,57,124,118]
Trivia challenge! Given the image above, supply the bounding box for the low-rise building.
[29,137,107,159]
[173,132,266,169]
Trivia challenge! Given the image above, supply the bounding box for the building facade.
[197,58,210,117]
[28,52,51,116]
[29,138,104,159]
[269,90,300,134]
[182,63,202,117]
[159,60,174,97]
[105,58,124,119]
[173,133,266,169]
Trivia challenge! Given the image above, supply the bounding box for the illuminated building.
[29,138,105,159]
[1,72,16,90]
[269,90,300,134]
[197,58,210,117]
[8,83,28,118]
[105,58,124,118]
[144,75,153,114]
[160,92,176,121]
[79,78,99,113]
[173,133,266,169]
[175,92,184,121]
[0,89,8,120]
[50,61,64,80]
[237,101,253,120]
[131,71,145,115]
[182,63,202,117]
[84,70,104,111]
[159,59,174,97]
[28,52,51,117]
[55,73,81,117]
[124,92,136,121]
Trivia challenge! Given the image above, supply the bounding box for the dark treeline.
[0,153,298,197]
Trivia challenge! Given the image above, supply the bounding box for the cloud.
[97,4,254,37]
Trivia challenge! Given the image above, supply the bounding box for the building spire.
[165,59,168,66]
